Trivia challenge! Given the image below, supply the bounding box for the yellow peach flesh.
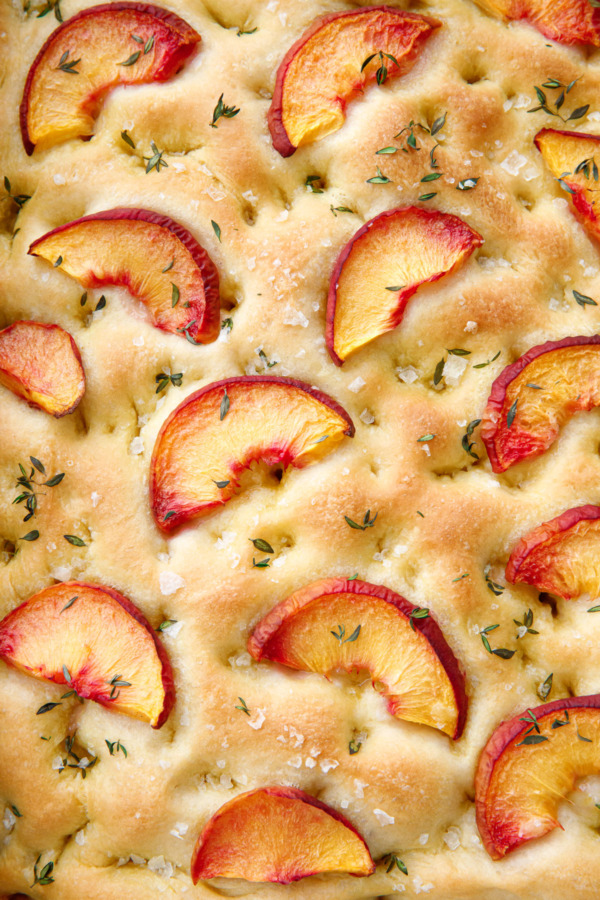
[151,379,353,529]
[281,10,437,149]
[191,788,374,883]
[0,583,169,727]
[0,322,84,416]
[536,129,600,241]
[330,208,481,362]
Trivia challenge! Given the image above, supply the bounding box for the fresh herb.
[457,177,479,191]
[574,156,599,180]
[144,34,155,54]
[162,259,174,273]
[80,292,88,306]
[573,289,597,308]
[155,371,183,393]
[588,604,600,612]
[330,205,354,215]
[433,358,445,385]
[56,50,80,74]
[235,697,251,715]
[418,191,437,201]
[63,534,85,547]
[20,530,39,542]
[157,619,177,631]
[176,320,199,344]
[578,729,593,742]
[252,557,270,568]
[517,733,548,746]
[31,856,54,887]
[484,568,505,595]
[376,146,397,155]
[528,78,589,122]
[383,854,408,876]
[250,538,274,554]
[256,348,277,370]
[163,511,176,522]
[506,398,518,429]
[514,608,539,637]
[37,702,61,715]
[453,573,470,582]
[538,673,553,701]
[237,26,257,35]
[447,348,471,356]
[94,295,106,311]
[349,737,362,754]
[211,220,222,242]
[360,50,400,86]
[479,624,515,658]
[120,129,135,149]
[462,419,481,459]
[519,709,541,734]
[221,317,233,333]
[348,573,359,580]
[386,285,405,292]
[3,176,30,209]
[144,142,168,174]
[344,510,378,530]
[417,433,436,442]
[416,510,425,518]
[305,174,325,193]
[105,739,128,757]
[330,624,361,643]
[409,607,429,631]
[107,674,131,700]
[552,710,570,728]
[366,166,391,184]
[421,172,442,183]
[119,50,141,66]
[13,458,64,522]
[32,0,63,21]
[473,351,501,369]
[210,94,240,127]
[60,596,78,613]
[220,388,230,420]
[169,283,180,308]
[213,479,230,489]
[54,256,63,267]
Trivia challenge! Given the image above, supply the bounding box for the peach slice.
[473,0,600,46]
[0,582,174,728]
[191,786,375,884]
[481,336,600,473]
[476,695,600,858]
[151,376,354,532]
[21,2,200,154]
[0,321,85,417]
[535,128,600,244]
[268,7,439,157]
[326,207,483,365]
[506,505,600,599]
[28,209,220,343]
[248,577,467,738]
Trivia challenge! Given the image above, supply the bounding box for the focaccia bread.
[2,0,600,897]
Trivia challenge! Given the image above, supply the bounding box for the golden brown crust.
[3,0,600,897]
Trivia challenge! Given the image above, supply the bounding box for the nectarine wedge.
[481,336,600,473]
[473,0,600,46]
[506,505,600,599]
[29,209,220,343]
[476,695,600,858]
[248,578,467,738]
[0,582,174,728]
[326,207,483,365]
[0,321,85,417]
[21,2,200,154]
[191,786,375,884]
[535,128,600,244]
[268,7,439,157]
[151,376,354,532]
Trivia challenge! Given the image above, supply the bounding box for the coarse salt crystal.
[359,408,375,425]
[91,491,101,507]
[132,335,144,346]
[129,437,144,455]
[397,365,419,384]
[443,355,468,386]
[464,320,478,333]
[148,856,173,878]
[500,150,527,176]
[320,758,339,773]
[354,779,368,798]
[348,377,365,393]
[162,620,184,637]
[419,833,429,845]
[443,827,461,850]
[373,808,395,825]
[247,708,266,730]
[75,830,85,846]
[159,571,185,596]
[53,174,66,185]
[283,305,309,327]
[3,808,16,831]
[414,875,434,893]
[305,757,317,768]
[288,755,302,768]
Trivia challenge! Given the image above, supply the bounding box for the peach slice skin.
[326,207,483,365]
[535,129,600,243]
[248,578,467,738]
[476,695,600,859]
[268,6,439,157]
[506,505,600,599]
[0,582,174,728]
[0,321,85,417]
[151,376,354,532]
[21,1,200,154]
[191,786,375,884]
[29,208,220,343]
[473,0,600,46]
[481,336,600,473]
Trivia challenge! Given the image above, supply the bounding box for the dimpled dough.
[2,0,600,898]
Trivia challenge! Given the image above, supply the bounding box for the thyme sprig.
[3,176,30,209]
[383,853,408,875]
[32,855,54,886]
[155,371,183,393]
[56,50,80,75]
[13,458,65,522]
[344,510,378,531]
[144,142,168,174]
[210,94,240,128]
[528,78,589,122]
[361,50,401,86]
